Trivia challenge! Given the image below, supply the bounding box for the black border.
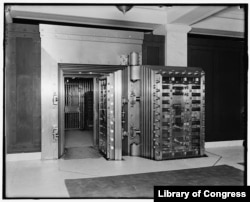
[2,3,248,200]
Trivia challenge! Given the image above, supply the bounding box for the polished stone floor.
[5,145,245,198]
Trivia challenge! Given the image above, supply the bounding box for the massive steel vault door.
[140,66,205,160]
[98,71,122,160]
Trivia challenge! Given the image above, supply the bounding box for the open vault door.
[140,66,205,160]
[98,71,122,160]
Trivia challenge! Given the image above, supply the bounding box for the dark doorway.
[62,77,101,160]
[64,77,94,149]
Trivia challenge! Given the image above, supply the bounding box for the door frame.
[58,64,126,158]
[58,67,65,158]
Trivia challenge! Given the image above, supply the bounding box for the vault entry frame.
[58,70,97,158]
[58,64,126,159]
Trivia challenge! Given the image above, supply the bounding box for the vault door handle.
[52,127,59,142]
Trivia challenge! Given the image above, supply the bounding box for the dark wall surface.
[5,24,41,153]
[188,34,246,142]
[142,34,165,65]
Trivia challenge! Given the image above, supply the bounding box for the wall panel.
[16,38,34,144]
[213,49,242,141]
[188,34,245,142]
[5,24,41,153]
[142,34,165,65]
[188,48,214,142]
[5,35,17,150]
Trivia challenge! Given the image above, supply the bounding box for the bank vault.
[58,55,205,161]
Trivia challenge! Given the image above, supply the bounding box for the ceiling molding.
[154,24,191,35]
[213,6,244,20]
[9,5,166,30]
[190,27,244,38]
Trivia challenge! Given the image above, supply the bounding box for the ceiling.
[5,5,245,37]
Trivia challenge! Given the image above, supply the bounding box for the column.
[153,24,191,67]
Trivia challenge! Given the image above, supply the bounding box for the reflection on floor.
[65,130,93,148]
[6,146,245,198]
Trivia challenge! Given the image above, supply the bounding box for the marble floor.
[5,146,245,198]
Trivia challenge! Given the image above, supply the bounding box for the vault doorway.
[58,64,125,160]
[63,77,96,159]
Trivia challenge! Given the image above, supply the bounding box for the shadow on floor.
[63,146,102,160]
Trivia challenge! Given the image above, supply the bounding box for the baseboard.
[205,140,243,148]
[6,152,41,161]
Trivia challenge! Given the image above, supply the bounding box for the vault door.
[98,74,115,159]
[98,71,122,160]
[154,70,205,160]
[140,66,205,160]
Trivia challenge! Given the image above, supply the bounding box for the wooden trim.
[6,23,40,38]
[6,32,40,38]
[6,23,39,33]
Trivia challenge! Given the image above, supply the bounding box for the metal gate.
[98,75,114,159]
[64,78,93,129]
